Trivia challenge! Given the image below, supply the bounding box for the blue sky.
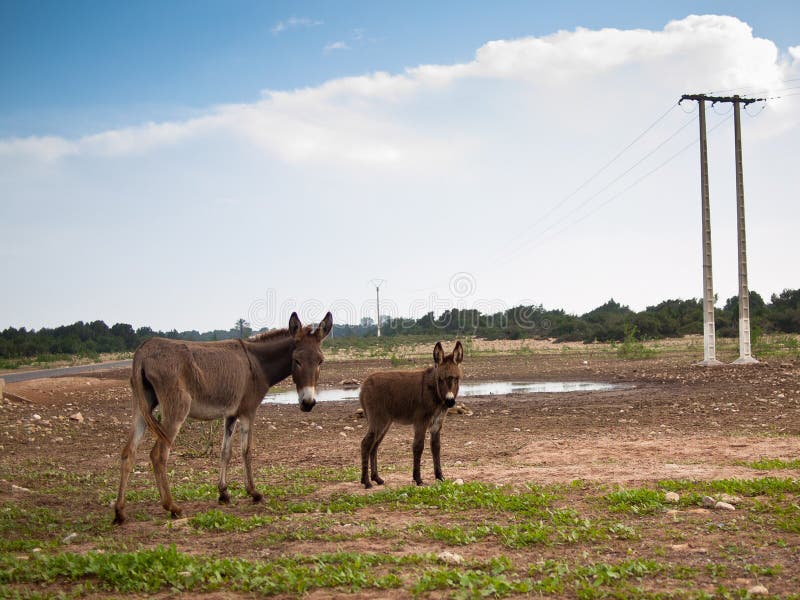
[3,0,799,136]
[1,1,799,331]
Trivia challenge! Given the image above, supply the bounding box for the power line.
[497,108,698,264]
[503,111,733,261]
[495,102,679,256]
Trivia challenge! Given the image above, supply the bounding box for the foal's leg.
[430,412,446,482]
[430,429,444,481]
[239,414,263,503]
[412,423,427,486]
[217,416,238,504]
[370,422,392,485]
[113,413,147,524]
[150,392,190,518]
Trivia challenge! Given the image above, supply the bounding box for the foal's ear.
[316,311,333,340]
[453,340,464,364]
[433,342,445,365]
[289,312,302,337]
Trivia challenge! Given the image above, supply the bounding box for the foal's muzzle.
[445,392,456,409]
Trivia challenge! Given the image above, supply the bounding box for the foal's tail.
[131,361,171,446]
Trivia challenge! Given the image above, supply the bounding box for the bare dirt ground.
[1,347,799,597]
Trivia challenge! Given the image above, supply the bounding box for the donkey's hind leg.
[239,414,263,503]
[217,416,238,504]
[150,392,190,518]
[360,423,379,489]
[113,413,147,525]
[369,422,392,485]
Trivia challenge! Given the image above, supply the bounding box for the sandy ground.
[3,350,798,488]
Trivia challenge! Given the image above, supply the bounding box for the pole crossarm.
[680,93,765,105]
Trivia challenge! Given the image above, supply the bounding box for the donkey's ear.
[433,342,445,365]
[453,340,464,364]
[316,311,333,340]
[288,312,302,336]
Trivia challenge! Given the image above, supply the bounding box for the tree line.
[1,289,797,359]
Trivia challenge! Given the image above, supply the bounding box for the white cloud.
[0,136,77,161]
[323,41,350,54]
[2,15,799,329]
[271,17,323,35]
[5,15,795,167]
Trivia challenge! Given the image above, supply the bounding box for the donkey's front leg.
[217,416,238,504]
[239,415,263,503]
[412,423,426,486]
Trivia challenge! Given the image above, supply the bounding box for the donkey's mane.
[248,328,292,343]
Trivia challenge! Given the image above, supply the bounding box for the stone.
[719,493,741,505]
[343,426,354,431]
[339,432,347,438]
[69,412,84,424]
[32,414,41,421]
[355,408,365,418]
[61,533,77,545]
[0,378,4,398]
[437,551,464,565]
[664,491,680,503]
[747,585,769,596]
[166,518,189,529]
[453,478,464,486]
[701,496,716,508]
[714,501,736,511]
[11,484,31,493]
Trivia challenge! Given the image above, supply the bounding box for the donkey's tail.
[131,361,171,446]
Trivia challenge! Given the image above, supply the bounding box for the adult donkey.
[113,311,332,524]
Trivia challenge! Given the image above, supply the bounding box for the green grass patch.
[739,457,800,470]
[409,523,491,546]
[658,477,800,498]
[0,547,413,595]
[188,509,275,532]
[603,488,667,515]
[528,558,667,597]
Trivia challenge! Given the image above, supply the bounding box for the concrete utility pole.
[731,96,758,364]
[681,93,762,365]
[369,279,386,337]
[687,97,722,366]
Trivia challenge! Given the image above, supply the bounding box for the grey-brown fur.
[359,341,463,488]
[113,311,332,524]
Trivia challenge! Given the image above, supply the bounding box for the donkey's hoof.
[112,509,126,526]
[251,492,264,504]
[218,490,231,505]
[362,481,373,489]
[414,479,424,487]
[169,506,183,519]
[371,476,385,486]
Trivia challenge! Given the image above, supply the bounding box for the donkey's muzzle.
[298,386,317,412]
[445,392,456,409]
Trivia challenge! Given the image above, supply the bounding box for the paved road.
[1,360,132,384]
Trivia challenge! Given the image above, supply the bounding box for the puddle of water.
[262,380,629,405]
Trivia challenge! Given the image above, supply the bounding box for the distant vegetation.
[0,289,797,361]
